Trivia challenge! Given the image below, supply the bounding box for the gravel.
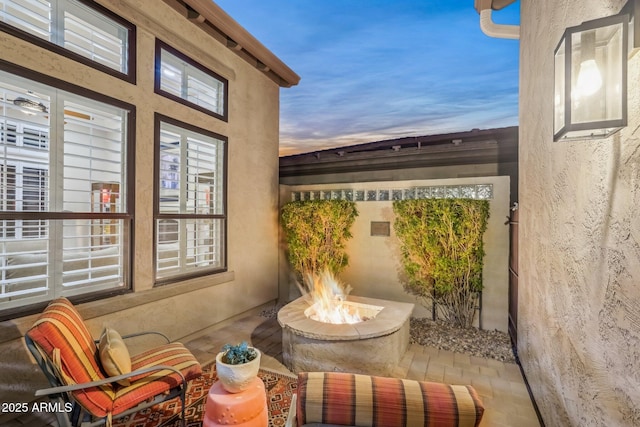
[410,317,516,363]
[261,304,517,364]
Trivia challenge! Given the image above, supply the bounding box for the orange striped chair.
[25,297,202,427]
[289,371,485,427]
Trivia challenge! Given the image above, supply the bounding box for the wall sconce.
[554,13,629,141]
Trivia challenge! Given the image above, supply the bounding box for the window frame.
[154,39,229,122]
[0,0,137,84]
[153,113,228,286]
[0,59,136,320]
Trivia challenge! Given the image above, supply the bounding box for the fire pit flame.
[304,270,363,324]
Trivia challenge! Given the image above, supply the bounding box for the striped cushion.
[113,342,202,415]
[26,297,115,416]
[27,297,202,419]
[296,372,484,427]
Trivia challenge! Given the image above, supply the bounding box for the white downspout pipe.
[480,8,520,40]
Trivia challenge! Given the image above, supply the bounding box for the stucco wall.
[0,0,282,415]
[279,175,510,333]
[519,0,640,425]
[280,161,519,205]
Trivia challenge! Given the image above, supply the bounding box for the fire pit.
[277,295,414,376]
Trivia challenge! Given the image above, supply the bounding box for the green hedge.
[281,200,358,279]
[393,198,489,328]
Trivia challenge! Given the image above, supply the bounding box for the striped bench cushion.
[27,297,202,418]
[296,372,484,427]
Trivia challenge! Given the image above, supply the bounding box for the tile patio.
[11,313,541,427]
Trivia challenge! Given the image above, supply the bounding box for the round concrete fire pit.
[277,295,414,376]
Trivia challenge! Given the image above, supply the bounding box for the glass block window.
[156,40,228,121]
[0,69,132,313]
[289,184,494,204]
[155,116,226,283]
[0,0,134,80]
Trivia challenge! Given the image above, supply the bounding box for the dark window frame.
[0,59,136,321]
[154,39,229,122]
[153,113,228,286]
[0,0,137,84]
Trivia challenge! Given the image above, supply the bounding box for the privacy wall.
[519,0,640,425]
[279,176,510,333]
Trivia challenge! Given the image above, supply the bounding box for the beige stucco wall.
[519,0,640,425]
[0,0,282,415]
[280,161,519,205]
[279,175,510,333]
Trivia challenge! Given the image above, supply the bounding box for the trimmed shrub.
[393,198,489,328]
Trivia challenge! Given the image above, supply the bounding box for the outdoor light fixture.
[553,11,631,141]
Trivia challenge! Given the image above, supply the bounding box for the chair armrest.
[34,365,186,397]
[121,331,171,343]
[94,331,171,344]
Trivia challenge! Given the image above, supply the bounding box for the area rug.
[112,364,298,427]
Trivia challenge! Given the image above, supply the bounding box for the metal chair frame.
[25,331,188,427]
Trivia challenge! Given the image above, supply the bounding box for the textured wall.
[518,0,640,425]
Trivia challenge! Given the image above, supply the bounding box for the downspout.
[475,0,520,40]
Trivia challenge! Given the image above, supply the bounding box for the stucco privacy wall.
[0,0,282,414]
[519,0,640,425]
[279,176,510,333]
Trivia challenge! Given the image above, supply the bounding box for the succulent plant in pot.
[215,341,261,393]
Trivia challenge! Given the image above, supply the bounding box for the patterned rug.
[112,364,298,427]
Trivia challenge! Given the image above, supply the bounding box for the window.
[154,115,226,283]
[0,0,135,82]
[0,68,133,314]
[155,40,228,121]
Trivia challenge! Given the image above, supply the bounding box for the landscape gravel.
[410,317,516,363]
[261,305,516,364]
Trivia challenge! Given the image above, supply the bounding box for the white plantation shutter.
[0,0,130,74]
[155,119,225,282]
[158,45,227,118]
[0,0,51,41]
[0,72,130,311]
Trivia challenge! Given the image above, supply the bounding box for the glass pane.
[156,217,224,279]
[158,121,225,215]
[571,22,624,125]
[0,0,52,41]
[62,97,126,213]
[64,1,128,73]
[554,38,566,135]
[62,219,123,290]
[159,47,226,116]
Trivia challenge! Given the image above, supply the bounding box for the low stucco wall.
[519,0,640,425]
[279,175,510,333]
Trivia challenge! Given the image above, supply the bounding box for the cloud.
[215,0,520,156]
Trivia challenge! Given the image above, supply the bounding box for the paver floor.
[11,314,542,427]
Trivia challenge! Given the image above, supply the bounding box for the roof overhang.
[279,127,519,178]
[164,0,300,88]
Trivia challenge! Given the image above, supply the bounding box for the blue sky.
[214,1,520,155]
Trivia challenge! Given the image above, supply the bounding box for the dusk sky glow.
[214,0,521,155]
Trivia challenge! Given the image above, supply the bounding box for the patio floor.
[11,312,542,427]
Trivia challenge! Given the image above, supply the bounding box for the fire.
[303,270,363,324]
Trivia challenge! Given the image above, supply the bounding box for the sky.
[214,1,521,156]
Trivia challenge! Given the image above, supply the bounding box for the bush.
[281,200,358,279]
[393,198,489,328]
